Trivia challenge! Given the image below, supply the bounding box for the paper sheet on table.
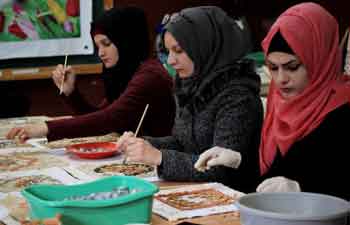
[0,167,79,196]
[153,183,245,221]
[0,148,70,175]
[0,138,48,150]
[43,133,119,149]
[0,167,79,223]
[0,116,51,138]
[46,147,160,182]
[0,116,50,127]
[63,161,160,182]
[20,133,119,150]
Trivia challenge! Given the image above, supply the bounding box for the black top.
[0,82,30,118]
[263,103,350,200]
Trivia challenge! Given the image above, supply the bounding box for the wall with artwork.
[113,0,349,52]
[1,0,348,116]
[0,0,93,60]
[0,0,111,117]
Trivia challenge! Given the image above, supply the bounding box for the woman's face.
[94,34,119,68]
[164,32,194,78]
[266,52,309,99]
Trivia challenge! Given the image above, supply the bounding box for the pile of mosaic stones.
[64,186,139,201]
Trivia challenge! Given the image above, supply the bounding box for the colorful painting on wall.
[0,0,93,60]
[0,0,80,41]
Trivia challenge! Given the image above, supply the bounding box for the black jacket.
[263,103,350,200]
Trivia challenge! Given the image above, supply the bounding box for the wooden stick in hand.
[59,55,68,95]
[123,104,149,164]
[134,104,149,137]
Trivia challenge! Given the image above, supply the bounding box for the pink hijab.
[259,2,350,175]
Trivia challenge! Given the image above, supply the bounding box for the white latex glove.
[257,176,301,193]
[194,146,242,172]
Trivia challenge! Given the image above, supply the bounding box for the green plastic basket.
[22,176,159,225]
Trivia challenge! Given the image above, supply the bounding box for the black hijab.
[91,7,150,103]
[164,6,255,106]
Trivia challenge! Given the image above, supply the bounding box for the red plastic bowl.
[66,142,119,159]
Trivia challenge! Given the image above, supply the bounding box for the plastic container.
[237,192,350,225]
[66,142,119,159]
[22,176,159,225]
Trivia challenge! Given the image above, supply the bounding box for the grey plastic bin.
[237,192,350,225]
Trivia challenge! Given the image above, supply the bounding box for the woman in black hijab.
[89,6,150,103]
[54,6,151,110]
[118,6,263,192]
[7,7,175,141]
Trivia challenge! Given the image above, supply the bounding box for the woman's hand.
[52,64,76,96]
[194,146,242,172]
[118,133,162,166]
[116,131,134,148]
[6,123,49,143]
[256,176,301,193]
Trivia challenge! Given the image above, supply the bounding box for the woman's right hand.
[194,146,242,172]
[52,64,76,96]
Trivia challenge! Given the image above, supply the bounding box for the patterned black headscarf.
[164,6,254,106]
[91,7,150,102]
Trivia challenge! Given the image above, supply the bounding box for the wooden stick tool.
[123,104,149,164]
[59,55,68,95]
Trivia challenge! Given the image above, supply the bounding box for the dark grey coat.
[146,59,263,191]
[146,6,263,192]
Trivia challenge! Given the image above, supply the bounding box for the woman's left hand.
[121,137,162,166]
[6,123,48,143]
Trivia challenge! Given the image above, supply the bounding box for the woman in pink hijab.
[196,2,350,200]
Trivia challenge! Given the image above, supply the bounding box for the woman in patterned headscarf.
[118,6,263,192]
